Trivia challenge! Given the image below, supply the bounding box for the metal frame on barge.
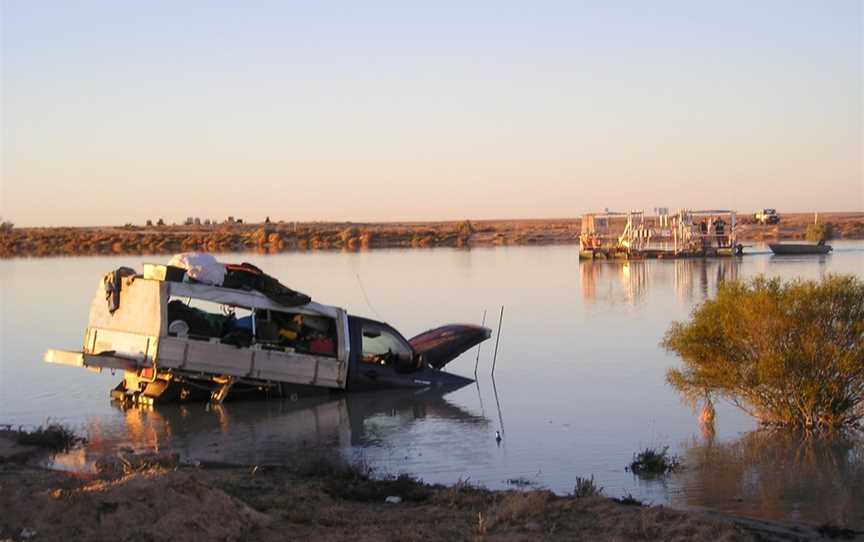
[579,209,743,260]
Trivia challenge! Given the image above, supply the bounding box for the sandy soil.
[2,212,861,258]
[0,434,849,542]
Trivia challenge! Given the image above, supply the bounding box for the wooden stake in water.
[491,306,504,376]
[474,309,487,377]
[492,372,506,438]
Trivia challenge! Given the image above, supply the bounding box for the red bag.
[309,338,335,355]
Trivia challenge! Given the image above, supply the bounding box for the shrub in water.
[664,275,864,431]
[628,446,681,476]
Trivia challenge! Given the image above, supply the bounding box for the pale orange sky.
[1,1,862,226]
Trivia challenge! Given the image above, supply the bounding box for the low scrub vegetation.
[573,475,604,498]
[0,219,585,257]
[505,476,534,487]
[485,490,555,530]
[613,493,645,506]
[628,446,681,476]
[290,447,372,480]
[15,423,80,451]
[323,472,433,503]
[665,275,864,431]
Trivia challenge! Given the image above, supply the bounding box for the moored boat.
[768,242,832,255]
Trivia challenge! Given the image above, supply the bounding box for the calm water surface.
[1,243,862,526]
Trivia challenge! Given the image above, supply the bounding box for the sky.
[1,1,862,227]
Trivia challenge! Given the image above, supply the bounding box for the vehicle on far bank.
[755,208,780,224]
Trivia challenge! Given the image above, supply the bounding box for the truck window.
[167,296,251,340]
[262,310,337,357]
[361,324,412,366]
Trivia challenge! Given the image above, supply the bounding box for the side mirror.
[394,351,419,374]
[396,351,412,364]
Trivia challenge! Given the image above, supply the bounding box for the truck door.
[347,317,419,391]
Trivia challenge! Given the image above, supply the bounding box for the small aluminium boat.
[768,242,832,255]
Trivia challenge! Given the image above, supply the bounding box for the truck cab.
[347,316,486,391]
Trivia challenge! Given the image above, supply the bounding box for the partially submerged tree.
[664,275,864,431]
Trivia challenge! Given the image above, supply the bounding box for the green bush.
[628,446,681,476]
[664,275,864,430]
[16,424,80,451]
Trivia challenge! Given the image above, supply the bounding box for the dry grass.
[0,455,774,542]
[573,475,604,498]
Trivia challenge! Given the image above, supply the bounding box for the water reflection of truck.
[755,208,780,224]
[56,388,490,470]
[45,260,489,404]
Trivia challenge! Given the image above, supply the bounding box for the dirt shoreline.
[2,212,861,259]
[0,432,848,541]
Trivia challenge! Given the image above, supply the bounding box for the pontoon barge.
[579,209,744,260]
[45,263,490,405]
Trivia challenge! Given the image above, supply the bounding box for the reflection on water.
[53,388,488,470]
[581,257,743,307]
[673,430,864,528]
[2,242,863,526]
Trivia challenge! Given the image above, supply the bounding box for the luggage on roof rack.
[223,262,311,307]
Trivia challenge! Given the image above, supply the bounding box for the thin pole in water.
[491,305,504,376]
[474,309,487,378]
[492,373,506,438]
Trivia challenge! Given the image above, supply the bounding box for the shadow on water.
[51,388,489,471]
[671,429,864,529]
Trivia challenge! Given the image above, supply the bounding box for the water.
[1,243,862,526]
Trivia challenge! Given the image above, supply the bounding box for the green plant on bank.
[505,476,534,487]
[572,475,604,498]
[628,446,681,476]
[613,493,645,506]
[664,275,864,431]
[15,423,81,451]
[805,223,832,243]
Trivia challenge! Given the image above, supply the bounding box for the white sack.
[168,252,226,286]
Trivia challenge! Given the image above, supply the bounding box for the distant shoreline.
[1,212,862,259]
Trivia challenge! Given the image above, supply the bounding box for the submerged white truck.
[45,261,490,404]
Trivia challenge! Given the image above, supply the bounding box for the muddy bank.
[2,213,861,258]
[0,433,846,541]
